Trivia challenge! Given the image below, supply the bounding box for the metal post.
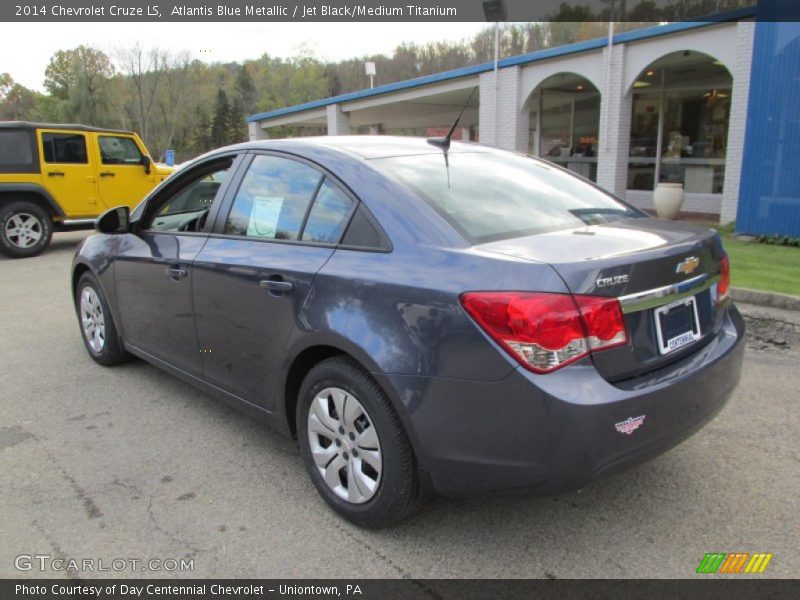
[493,22,500,147]
[535,92,542,155]
[654,68,666,189]
[494,22,500,72]
[570,96,576,151]
[603,10,614,152]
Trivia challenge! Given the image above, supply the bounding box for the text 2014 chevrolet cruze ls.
[72,136,744,527]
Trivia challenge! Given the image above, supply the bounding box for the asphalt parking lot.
[1,231,797,580]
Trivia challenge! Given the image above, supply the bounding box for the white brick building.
[249,17,757,224]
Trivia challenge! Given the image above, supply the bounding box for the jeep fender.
[0,183,64,218]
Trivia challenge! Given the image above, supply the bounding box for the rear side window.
[341,204,389,250]
[224,155,322,241]
[41,132,88,164]
[0,129,36,172]
[301,179,354,243]
[99,136,144,165]
[371,151,641,244]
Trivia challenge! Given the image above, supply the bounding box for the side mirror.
[141,155,152,175]
[96,206,130,234]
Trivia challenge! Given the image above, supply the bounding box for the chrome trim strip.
[62,219,97,226]
[618,272,720,314]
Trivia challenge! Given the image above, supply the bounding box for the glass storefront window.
[628,92,660,190]
[628,52,732,194]
[660,88,730,193]
[529,75,600,182]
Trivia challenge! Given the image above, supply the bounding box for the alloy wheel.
[5,213,43,249]
[80,286,106,354]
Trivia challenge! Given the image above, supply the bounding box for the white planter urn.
[653,182,685,220]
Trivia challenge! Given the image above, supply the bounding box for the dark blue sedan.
[72,136,744,527]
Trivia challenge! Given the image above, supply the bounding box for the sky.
[0,22,489,92]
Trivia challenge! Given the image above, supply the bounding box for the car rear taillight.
[718,254,730,302]
[460,292,628,374]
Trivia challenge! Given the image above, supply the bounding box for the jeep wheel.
[0,201,53,258]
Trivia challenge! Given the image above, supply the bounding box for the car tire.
[76,272,132,366]
[0,201,53,258]
[297,356,421,528]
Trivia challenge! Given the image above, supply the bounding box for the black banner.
[2,579,800,600]
[5,0,795,23]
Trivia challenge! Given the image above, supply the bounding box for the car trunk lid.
[476,217,728,382]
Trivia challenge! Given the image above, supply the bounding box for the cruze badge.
[615,415,645,435]
[596,274,629,288]
[676,256,700,276]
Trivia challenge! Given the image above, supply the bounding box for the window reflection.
[529,74,600,182]
[301,180,354,244]
[373,151,637,244]
[628,52,732,194]
[225,155,322,240]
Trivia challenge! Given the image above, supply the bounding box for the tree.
[193,108,213,153]
[43,46,114,124]
[210,88,230,147]
[234,64,257,115]
[0,73,42,120]
[115,45,191,160]
[228,97,247,144]
[628,0,661,21]
[0,73,12,98]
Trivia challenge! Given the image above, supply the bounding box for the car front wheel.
[0,201,53,258]
[297,357,421,528]
[76,272,131,366]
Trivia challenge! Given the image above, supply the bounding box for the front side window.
[224,155,323,240]
[99,136,144,165]
[145,165,230,232]
[372,151,639,244]
[41,132,87,164]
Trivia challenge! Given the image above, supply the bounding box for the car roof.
[233,135,494,160]
[0,121,135,135]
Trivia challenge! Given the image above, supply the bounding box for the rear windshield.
[371,151,640,244]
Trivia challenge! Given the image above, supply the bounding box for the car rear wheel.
[297,357,421,527]
[0,201,53,258]
[76,272,132,366]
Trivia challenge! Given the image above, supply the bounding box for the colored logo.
[614,415,645,435]
[696,552,773,574]
[676,256,700,276]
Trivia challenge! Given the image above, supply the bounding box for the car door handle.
[99,172,115,177]
[47,171,65,177]
[165,266,188,279]
[259,279,294,293]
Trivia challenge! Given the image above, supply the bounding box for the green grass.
[719,230,800,297]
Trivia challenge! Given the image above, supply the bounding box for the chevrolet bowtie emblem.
[676,256,700,276]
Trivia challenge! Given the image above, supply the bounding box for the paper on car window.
[248,195,283,238]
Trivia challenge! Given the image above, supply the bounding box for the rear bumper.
[375,303,745,496]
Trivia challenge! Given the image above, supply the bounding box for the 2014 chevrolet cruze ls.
[72,136,744,527]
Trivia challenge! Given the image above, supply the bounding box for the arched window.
[528,73,600,182]
[628,51,732,194]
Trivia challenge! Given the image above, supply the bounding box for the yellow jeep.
[0,122,173,258]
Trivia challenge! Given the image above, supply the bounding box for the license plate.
[654,296,701,355]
